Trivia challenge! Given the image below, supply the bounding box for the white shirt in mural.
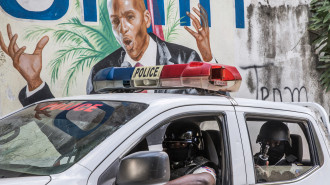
[123,36,157,67]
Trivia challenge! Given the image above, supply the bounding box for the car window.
[0,100,148,177]
[245,118,318,183]
[144,116,224,184]
[98,115,226,185]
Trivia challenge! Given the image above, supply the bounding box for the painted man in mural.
[0,0,215,106]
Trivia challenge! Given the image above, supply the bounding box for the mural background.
[0,0,329,116]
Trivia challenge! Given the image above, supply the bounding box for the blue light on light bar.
[93,67,135,81]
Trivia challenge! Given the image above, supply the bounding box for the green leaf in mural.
[24,26,54,40]
[163,0,185,42]
[24,0,120,96]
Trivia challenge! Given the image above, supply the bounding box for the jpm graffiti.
[240,64,308,102]
[0,0,245,28]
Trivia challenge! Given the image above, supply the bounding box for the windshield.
[0,100,148,177]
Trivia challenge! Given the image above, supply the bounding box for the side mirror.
[116,151,170,185]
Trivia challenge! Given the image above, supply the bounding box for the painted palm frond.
[99,1,119,49]
[48,17,103,82]
[49,46,101,83]
[24,26,54,40]
[166,0,176,25]
[63,54,101,95]
[74,0,80,10]
[165,16,184,42]
[52,29,95,49]
[163,0,185,42]
[59,18,115,52]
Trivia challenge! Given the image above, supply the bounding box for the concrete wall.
[235,0,330,114]
[0,0,328,116]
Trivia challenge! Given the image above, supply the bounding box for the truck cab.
[0,62,329,185]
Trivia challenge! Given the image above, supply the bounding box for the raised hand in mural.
[0,24,49,91]
[184,4,212,62]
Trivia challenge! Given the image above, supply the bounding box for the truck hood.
[0,176,50,185]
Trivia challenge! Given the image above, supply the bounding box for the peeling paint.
[0,73,4,84]
[6,87,16,101]
[0,50,5,67]
[237,1,329,113]
[247,71,256,93]
[247,5,254,52]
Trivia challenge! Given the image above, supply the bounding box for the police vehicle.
[0,62,329,185]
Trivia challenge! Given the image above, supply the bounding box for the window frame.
[243,114,321,184]
[97,109,233,185]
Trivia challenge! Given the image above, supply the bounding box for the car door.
[235,106,330,185]
[87,104,246,185]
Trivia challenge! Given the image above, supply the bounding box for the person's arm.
[165,173,215,185]
[19,83,54,106]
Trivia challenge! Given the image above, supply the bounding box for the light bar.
[93,62,242,93]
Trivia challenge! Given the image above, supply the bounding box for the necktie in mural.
[134,62,143,67]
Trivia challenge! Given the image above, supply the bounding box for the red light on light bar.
[160,64,187,78]
[188,61,204,67]
[160,62,212,79]
[160,62,241,82]
[182,62,210,77]
[211,65,242,81]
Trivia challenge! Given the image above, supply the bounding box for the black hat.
[163,121,203,150]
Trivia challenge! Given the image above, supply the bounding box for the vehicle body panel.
[0,176,51,185]
[87,105,245,184]
[48,164,91,185]
[0,93,329,185]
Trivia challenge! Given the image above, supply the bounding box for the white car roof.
[44,93,233,107]
[43,93,312,114]
[234,98,313,114]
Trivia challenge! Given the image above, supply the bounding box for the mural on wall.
[0,0,328,116]
[1,0,240,114]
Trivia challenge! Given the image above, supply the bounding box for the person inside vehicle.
[254,120,302,182]
[162,121,217,185]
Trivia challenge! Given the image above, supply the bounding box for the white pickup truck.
[0,62,329,185]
